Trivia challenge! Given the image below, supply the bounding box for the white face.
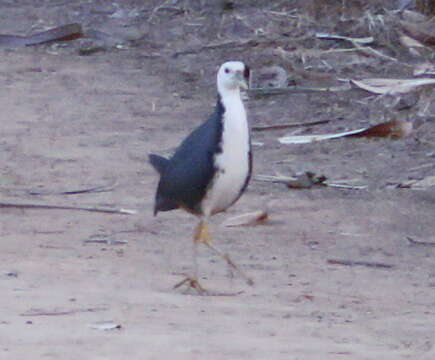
[217,61,249,92]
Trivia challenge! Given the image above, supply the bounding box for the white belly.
[201,96,250,216]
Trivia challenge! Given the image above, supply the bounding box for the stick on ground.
[327,259,394,269]
[0,202,136,215]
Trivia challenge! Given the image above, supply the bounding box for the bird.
[149,61,253,294]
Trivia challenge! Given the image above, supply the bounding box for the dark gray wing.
[152,100,224,215]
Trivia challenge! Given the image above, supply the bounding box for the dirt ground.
[1,1,434,359]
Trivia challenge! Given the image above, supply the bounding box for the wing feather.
[152,101,224,215]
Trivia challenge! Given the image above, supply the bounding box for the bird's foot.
[173,276,208,295]
[173,275,244,296]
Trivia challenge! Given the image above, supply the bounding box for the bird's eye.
[224,68,230,74]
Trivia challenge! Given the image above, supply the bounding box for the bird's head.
[217,61,250,94]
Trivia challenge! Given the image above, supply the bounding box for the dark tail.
[149,154,169,175]
[149,154,178,216]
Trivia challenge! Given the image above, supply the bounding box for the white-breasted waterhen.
[149,61,253,294]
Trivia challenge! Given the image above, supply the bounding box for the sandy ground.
[1,2,435,359]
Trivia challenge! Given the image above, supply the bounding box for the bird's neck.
[217,90,248,137]
[218,87,241,103]
[217,90,246,122]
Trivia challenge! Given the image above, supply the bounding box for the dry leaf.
[413,62,435,76]
[279,120,412,144]
[223,210,268,227]
[400,34,426,49]
[351,78,435,95]
[399,34,427,56]
[399,176,435,189]
[400,19,435,46]
[89,321,122,331]
[407,236,435,246]
[400,10,429,23]
[350,120,413,138]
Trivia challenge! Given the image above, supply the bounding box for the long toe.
[173,276,244,296]
[173,276,208,295]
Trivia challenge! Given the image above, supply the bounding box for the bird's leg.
[174,220,253,295]
[203,242,254,286]
[195,220,254,286]
[194,219,213,245]
[173,220,211,295]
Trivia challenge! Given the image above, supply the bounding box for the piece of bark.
[0,24,83,48]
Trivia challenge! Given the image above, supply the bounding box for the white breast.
[202,93,250,216]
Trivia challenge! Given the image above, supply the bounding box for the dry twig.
[0,202,135,215]
[248,85,350,98]
[406,236,435,246]
[28,182,117,196]
[21,307,107,317]
[173,38,263,58]
[252,119,329,132]
[327,259,394,269]
[255,173,327,189]
[316,32,399,62]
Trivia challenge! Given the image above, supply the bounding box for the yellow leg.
[194,220,213,245]
[172,221,209,295]
[195,220,254,286]
[204,242,254,286]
